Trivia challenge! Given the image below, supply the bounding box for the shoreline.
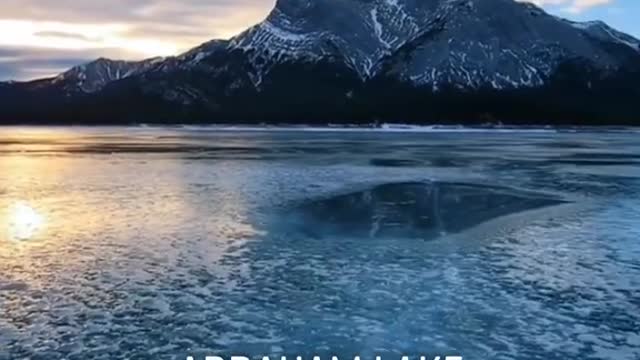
[0,123,638,133]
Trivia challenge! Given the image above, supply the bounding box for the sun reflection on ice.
[7,201,45,241]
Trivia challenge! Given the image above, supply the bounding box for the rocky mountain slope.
[1,0,639,124]
[51,57,165,93]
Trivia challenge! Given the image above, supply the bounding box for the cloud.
[0,0,275,40]
[0,0,275,80]
[521,0,615,13]
[33,31,98,42]
[0,47,112,80]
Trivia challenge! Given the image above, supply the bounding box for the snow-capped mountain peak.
[230,0,443,78]
[228,0,640,87]
[37,0,640,93]
[3,0,639,125]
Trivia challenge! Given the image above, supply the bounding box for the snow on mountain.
[51,57,165,93]
[566,19,640,51]
[229,0,438,79]
[228,0,640,89]
[382,0,638,89]
[2,0,640,124]
[38,0,640,94]
[176,39,230,66]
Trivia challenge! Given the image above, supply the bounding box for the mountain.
[1,0,639,125]
[51,57,166,93]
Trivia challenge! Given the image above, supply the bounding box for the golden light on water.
[7,201,45,241]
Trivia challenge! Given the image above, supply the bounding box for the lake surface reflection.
[0,127,639,360]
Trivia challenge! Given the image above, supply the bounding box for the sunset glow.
[0,20,180,58]
[7,201,44,241]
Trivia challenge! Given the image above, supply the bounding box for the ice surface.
[0,127,639,359]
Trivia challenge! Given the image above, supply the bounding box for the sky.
[0,0,638,81]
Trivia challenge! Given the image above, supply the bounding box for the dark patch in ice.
[292,182,566,239]
[568,152,640,160]
[428,157,470,167]
[0,282,28,292]
[69,144,273,154]
[369,158,423,167]
[540,142,596,149]
[544,152,640,166]
[548,159,639,166]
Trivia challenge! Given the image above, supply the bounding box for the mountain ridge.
[1,0,639,125]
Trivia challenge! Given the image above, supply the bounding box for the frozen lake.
[1,127,639,359]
